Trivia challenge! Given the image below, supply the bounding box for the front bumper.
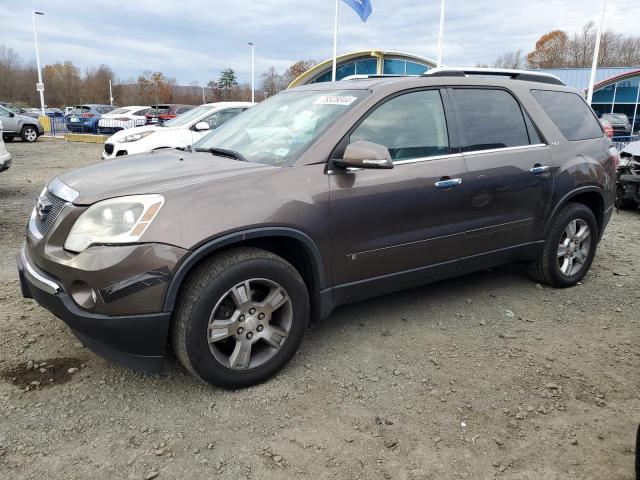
[17,245,171,373]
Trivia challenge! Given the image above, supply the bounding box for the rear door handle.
[530,165,550,175]
[434,178,462,189]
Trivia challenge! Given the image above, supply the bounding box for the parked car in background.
[600,117,614,138]
[615,141,640,210]
[145,104,194,125]
[0,105,44,142]
[64,106,74,117]
[44,108,64,118]
[66,105,116,133]
[21,69,616,388]
[97,106,151,135]
[600,113,632,137]
[0,120,12,172]
[102,102,253,159]
[23,108,42,118]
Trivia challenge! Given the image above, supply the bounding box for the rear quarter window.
[531,90,603,141]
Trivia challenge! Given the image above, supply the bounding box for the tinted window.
[71,106,90,116]
[531,90,603,141]
[454,89,529,151]
[133,108,150,116]
[97,106,115,114]
[351,90,449,161]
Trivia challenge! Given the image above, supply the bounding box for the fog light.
[70,281,97,309]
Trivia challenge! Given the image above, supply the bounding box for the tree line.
[480,22,640,70]
[0,44,316,108]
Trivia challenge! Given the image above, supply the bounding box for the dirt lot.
[0,139,638,480]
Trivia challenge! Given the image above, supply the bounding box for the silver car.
[0,105,44,142]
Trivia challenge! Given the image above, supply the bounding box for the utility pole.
[32,11,46,115]
[587,0,606,104]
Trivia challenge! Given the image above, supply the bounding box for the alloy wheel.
[24,128,37,142]
[207,278,292,370]
[557,219,590,277]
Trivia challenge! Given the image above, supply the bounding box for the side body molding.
[162,227,327,312]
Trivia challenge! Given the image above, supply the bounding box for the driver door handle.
[530,165,550,175]
[434,178,462,189]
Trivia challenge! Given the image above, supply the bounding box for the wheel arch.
[545,186,606,239]
[163,227,328,321]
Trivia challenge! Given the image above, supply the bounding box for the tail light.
[609,146,620,169]
[159,114,172,119]
[81,113,95,118]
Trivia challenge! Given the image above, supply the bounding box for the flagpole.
[436,0,445,67]
[332,0,339,81]
[587,0,606,104]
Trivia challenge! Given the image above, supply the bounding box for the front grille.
[104,143,114,155]
[34,190,67,237]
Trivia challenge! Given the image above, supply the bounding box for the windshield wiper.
[195,147,248,162]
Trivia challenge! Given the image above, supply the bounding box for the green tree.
[217,68,237,98]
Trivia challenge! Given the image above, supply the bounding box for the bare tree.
[492,50,526,69]
[260,67,285,97]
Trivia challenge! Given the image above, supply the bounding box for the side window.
[453,89,530,151]
[350,90,449,161]
[202,111,221,128]
[0,106,10,117]
[524,111,542,144]
[216,108,242,127]
[134,108,150,116]
[531,90,603,141]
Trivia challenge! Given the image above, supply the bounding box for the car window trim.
[448,86,548,154]
[462,143,548,157]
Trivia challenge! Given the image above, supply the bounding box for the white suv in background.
[0,120,12,172]
[97,106,151,135]
[101,102,254,159]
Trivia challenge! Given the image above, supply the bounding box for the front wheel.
[21,125,38,142]
[529,202,599,288]
[172,248,309,389]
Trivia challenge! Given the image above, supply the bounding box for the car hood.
[57,148,278,205]
[107,124,182,142]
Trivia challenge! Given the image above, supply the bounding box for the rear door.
[450,87,553,260]
[329,88,469,302]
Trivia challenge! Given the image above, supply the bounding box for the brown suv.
[18,68,617,388]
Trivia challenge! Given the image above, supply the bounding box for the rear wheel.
[20,125,38,142]
[529,202,598,287]
[172,248,309,389]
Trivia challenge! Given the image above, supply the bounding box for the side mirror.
[193,121,210,132]
[334,140,393,169]
[8,112,14,118]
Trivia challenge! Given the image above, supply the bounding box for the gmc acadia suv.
[17,68,617,388]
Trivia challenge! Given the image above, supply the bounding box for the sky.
[1,0,638,85]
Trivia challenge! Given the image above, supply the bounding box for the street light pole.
[248,42,255,103]
[436,0,446,67]
[32,11,46,115]
[587,0,606,105]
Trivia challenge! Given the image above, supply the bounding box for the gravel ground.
[0,139,638,480]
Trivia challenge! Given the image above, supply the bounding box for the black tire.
[528,202,599,288]
[172,247,309,389]
[615,186,638,210]
[20,125,39,142]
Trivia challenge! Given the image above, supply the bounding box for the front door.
[329,89,469,302]
[449,87,554,259]
[0,106,18,133]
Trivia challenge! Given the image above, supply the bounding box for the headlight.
[64,195,164,253]
[118,131,154,143]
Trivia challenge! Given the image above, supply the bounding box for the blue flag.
[342,0,372,22]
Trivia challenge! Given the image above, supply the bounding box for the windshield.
[148,106,170,115]
[194,90,368,166]
[3,103,22,114]
[165,104,216,127]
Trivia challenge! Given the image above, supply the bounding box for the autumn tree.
[43,61,81,107]
[283,59,317,85]
[527,30,568,68]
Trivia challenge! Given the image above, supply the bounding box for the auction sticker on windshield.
[313,95,357,106]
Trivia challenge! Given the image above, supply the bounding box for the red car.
[145,104,195,125]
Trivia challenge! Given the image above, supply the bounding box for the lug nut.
[237,327,244,334]
[257,325,264,332]
[258,313,265,320]
[249,308,256,315]
[246,332,253,340]
[238,315,245,322]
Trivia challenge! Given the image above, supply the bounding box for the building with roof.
[288,50,436,87]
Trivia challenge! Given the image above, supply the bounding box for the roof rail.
[422,67,566,86]
[341,74,417,81]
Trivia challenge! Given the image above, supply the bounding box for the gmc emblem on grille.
[36,196,52,222]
